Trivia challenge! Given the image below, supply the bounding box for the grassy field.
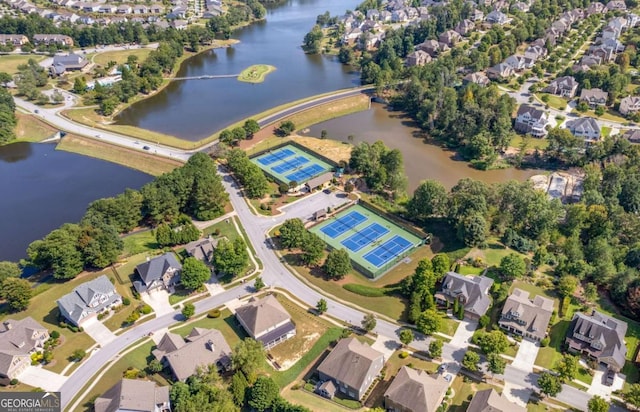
[170,309,246,348]
[0,54,46,74]
[282,387,363,412]
[536,93,569,110]
[122,230,159,257]
[385,351,439,377]
[238,64,276,83]
[448,376,497,412]
[510,134,550,151]
[14,112,59,142]
[93,48,153,66]
[56,135,182,176]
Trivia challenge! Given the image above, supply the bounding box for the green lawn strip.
[170,309,246,348]
[384,351,438,377]
[602,126,612,137]
[509,135,550,151]
[270,327,342,388]
[623,360,640,384]
[565,380,588,391]
[283,387,358,412]
[535,320,571,370]
[457,265,483,275]
[575,366,593,385]
[448,375,498,412]
[202,219,243,241]
[536,93,569,110]
[122,230,158,256]
[342,283,397,297]
[104,269,147,331]
[439,313,460,337]
[0,54,46,74]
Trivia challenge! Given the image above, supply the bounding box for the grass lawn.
[448,376,497,412]
[115,252,159,286]
[385,351,438,377]
[280,94,371,132]
[575,366,593,385]
[510,135,550,151]
[481,240,527,267]
[439,313,460,337]
[457,265,484,275]
[0,271,109,373]
[0,54,46,74]
[122,230,158,257]
[237,64,276,83]
[509,281,560,309]
[14,112,58,142]
[282,387,362,412]
[170,309,246,348]
[602,126,612,137]
[535,319,570,370]
[93,48,152,66]
[536,93,568,111]
[203,218,244,244]
[57,135,182,176]
[104,266,147,332]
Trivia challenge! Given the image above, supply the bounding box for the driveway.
[511,338,539,372]
[502,381,531,407]
[448,318,477,348]
[588,365,625,398]
[205,272,225,296]
[141,289,173,316]
[372,334,401,361]
[82,317,116,345]
[19,366,67,391]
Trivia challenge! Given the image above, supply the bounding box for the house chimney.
[3,321,12,330]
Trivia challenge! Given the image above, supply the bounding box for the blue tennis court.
[286,164,325,183]
[363,235,414,268]
[257,148,295,166]
[320,211,367,239]
[271,156,309,174]
[341,223,389,252]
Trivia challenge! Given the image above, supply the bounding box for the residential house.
[116,5,132,13]
[342,28,362,44]
[379,10,393,22]
[98,4,116,13]
[605,0,627,12]
[463,72,490,87]
[485,10,508,25]
[438,30,461,46]
[392,9,408,22]
[152,328,232,381]
[57,275,122,327]
[77,15,95,24]
[366,9,380,20]
[486,62,514,80]
[511,2,530,12]
[627,12,640,28]
[50,53,88,76]
[524,45,547,61]
[471,9,484,21]
[316,337,384,400]
[235,294,296,349]
[435,272,494,319]
[565,310,627,371]
[133,253,182,294]
[83,3,101,12]
[499,288,554,341]
[623,129,640,143]
[33,34,73,47]
[133,5,148,13]
[589,44,617,63]
[171,19,188,30]
[619,96,640,116]
[504,54,535,71]
[580,88,608,108]
[406,50,432,66]
[602,26,621,40]
[514,104,550,137]
[0,318,49,381]
[185,237,223,263]
[565,117,601,142]
[586,2,605,16]
[94,379,170,412]
[454,19,474,36]
[467,389,527,412]
[416,39,441,57]
[384,366,448,412]
[542,76,578,98]
[0,34,28,47]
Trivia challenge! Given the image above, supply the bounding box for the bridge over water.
[169,74,240,81]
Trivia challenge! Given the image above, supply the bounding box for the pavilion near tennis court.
[309,203,427,278]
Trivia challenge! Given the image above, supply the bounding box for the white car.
[444,374,453,382]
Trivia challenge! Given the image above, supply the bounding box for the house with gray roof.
[317,337,384,400]
[235,295,296,349]
[514,104,550,137]
[620,96,640,116]
[50,53,88,76]
[94,379,170,412]
[57,275,121,326]
[499,288,554,341]
[384,366,448,412]
[623,129,640,143]
[467,389,526,412]
[542,76,578,98]
[566,310,627,371]
[133,252,182,294]
[566,117,601,142]
[0,317,49,380]
[485,10,509,25]
[185,237,224,263]
[463,72,490,87]
[486,62,514,80]
[152,327,231,381]
[580,88,608,108]
[435,272,494,319]
[406,50,432,67]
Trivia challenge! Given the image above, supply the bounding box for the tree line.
[0,86,16,144]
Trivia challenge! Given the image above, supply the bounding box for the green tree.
[220,129,233,145]
[499,253,527,279]
[323,248,352,280]
[181,257,211,290]
[0,261,21,284]
[230,370,249,406]
[70,349,86,362]
[458,213,487,248]
[538,372,562,397]
[232,338,265,383]
[487,353,506,375]
[584,282,597,303]
[407,180,448,219]
[248,376,280,412]
[232,127,247,141]
[429,339,443,358]
[555,354,579,382]
[473,330,509,354]
[148,359,164,373]
[181,302,195,319]
[431,254,450,278]
[300,232,325,266]
[155,224,173,246]
[416,309,441,335]
[279,219,307,249]
[588,395,609,412]
[361,313,377,332]
[1,277,32,312]
[316,298,327,314]
[302,24,323,54]
[213,238,249,277]
[399,329,414,347]
[557,275,578,298]
[277,120,295,136]
[243,119,260,137]
[27,224,84,279]
[254,276,265,291]
[462,351,480,372]
[624,383,640,408]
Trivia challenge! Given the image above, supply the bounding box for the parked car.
[605,369,616,386]
[444,374,453,382]
[143,145,150,150]
[438,364,447,374]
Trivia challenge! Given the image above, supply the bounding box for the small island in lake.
[238,64,276,83]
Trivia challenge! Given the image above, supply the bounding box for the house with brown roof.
[0,34,29,47]
[619,96,640,116]
[486,62,514,80]
[0,317,49,381]
[406,50,432,67]
[384,366,448,412]
[94,379,170,412]
[565,310,627,371]
[305,172,334,191]
[317,337,384,400]
[152,327,231,381]
[580,88,608,108]
[416,39,442,57]
[455,19,474,36]
[623,129,640,143]
[542,76,578,98]
[463,72,490,87]
[435,272,493,319]
[438,30,461,46]
[499,288,554,341]
[235,295,296,349]
[185,237,225,263]
[467,389,526,412]
[33,34,73,46]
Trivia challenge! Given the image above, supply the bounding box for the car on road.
[438,364,447,374]
[95,134,100,138]
[143,145,150,150]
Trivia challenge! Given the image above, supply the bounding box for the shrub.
[541,337,550,347]
[399,351,409,359]
[208,309,221,318]
[479,315,490,328]
[139,305,152,315]
[50,330,60,339]
[126,311,140,324]
[97,311,109,320]
[58,321,68,329]
[122,297,131,306]
[10,379,18,386]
